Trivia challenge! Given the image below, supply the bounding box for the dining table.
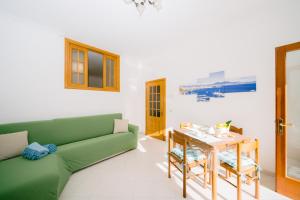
[173,127,250,200]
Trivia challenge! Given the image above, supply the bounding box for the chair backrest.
[230,125,243,135]
[168,130,212,153]
[237,139,259,171]
[168,130,186,146]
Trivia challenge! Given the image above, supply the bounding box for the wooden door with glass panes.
[145,78,166,141]
[276,42,300,200]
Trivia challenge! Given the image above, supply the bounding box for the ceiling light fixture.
[125,0,162,15]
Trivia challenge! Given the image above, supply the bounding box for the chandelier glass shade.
[125,0,162,15]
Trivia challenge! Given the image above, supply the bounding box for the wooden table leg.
[212,149,218,200]
[183,163,187,198]
[209,171,212,185]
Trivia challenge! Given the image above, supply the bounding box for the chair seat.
[171,147,206,163]
[218,150,256,169]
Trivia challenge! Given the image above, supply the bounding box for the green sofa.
[0,113,139,200]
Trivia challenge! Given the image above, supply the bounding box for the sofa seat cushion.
[57,132,136,172]
[0,154,71,200]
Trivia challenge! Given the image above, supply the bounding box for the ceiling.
[0,0,298,58]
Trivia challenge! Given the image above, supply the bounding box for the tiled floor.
[60,134,290,200]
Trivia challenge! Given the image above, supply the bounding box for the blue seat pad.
[171,147,206,163]
[218,150,256,169]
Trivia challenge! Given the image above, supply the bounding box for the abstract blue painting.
[179,71,256,102]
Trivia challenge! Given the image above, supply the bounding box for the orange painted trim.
[275,41,300,200]
[64,38,120,92]
[145,78,166,141]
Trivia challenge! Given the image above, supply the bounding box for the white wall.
[0,12,143,125]
[1,0,300,173]
[135,4,300,173]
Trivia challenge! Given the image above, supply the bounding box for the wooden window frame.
[65,38,120,92]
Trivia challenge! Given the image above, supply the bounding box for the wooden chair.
[168,130,208,198]
[219,139,260,200]
[224,125,243,178]
[230,125,243,135]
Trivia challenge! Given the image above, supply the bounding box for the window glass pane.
[153,102,156,110]
[79,51,84,62]
[71,62,78,84]
[157,111,160,117]
[71,49,85,85]
[106,58,115,87]
[79,73,84,85]
[88,51,103,88]
[150,94,152,101]
[72,73,78,84]
[72,49,78,61]
[72,62,78,72]
[286,49,300,180]
[157,94,160,101]
[153,110,157,117]
[153,94,156,101]
[78,62,85,85]
[157,86,160,93]
[78,63,84,73]
[153,86,157,93]
[157,102,160,109]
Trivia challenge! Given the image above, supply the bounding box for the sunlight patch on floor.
[60,133,290,200]
[137,142,147,152]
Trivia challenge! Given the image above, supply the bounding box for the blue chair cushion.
[171,147,206,163]
[218,150,256,169]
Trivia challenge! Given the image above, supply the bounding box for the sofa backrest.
[0,113,122,146]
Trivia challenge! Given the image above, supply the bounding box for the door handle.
[278,118,293,135]
[279,122,293,127]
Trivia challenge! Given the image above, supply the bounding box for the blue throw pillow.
[43,144,57,154]
[21,142,50,160]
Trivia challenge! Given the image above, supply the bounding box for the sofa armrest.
[128,123,139,135]
[128,124,139,149]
